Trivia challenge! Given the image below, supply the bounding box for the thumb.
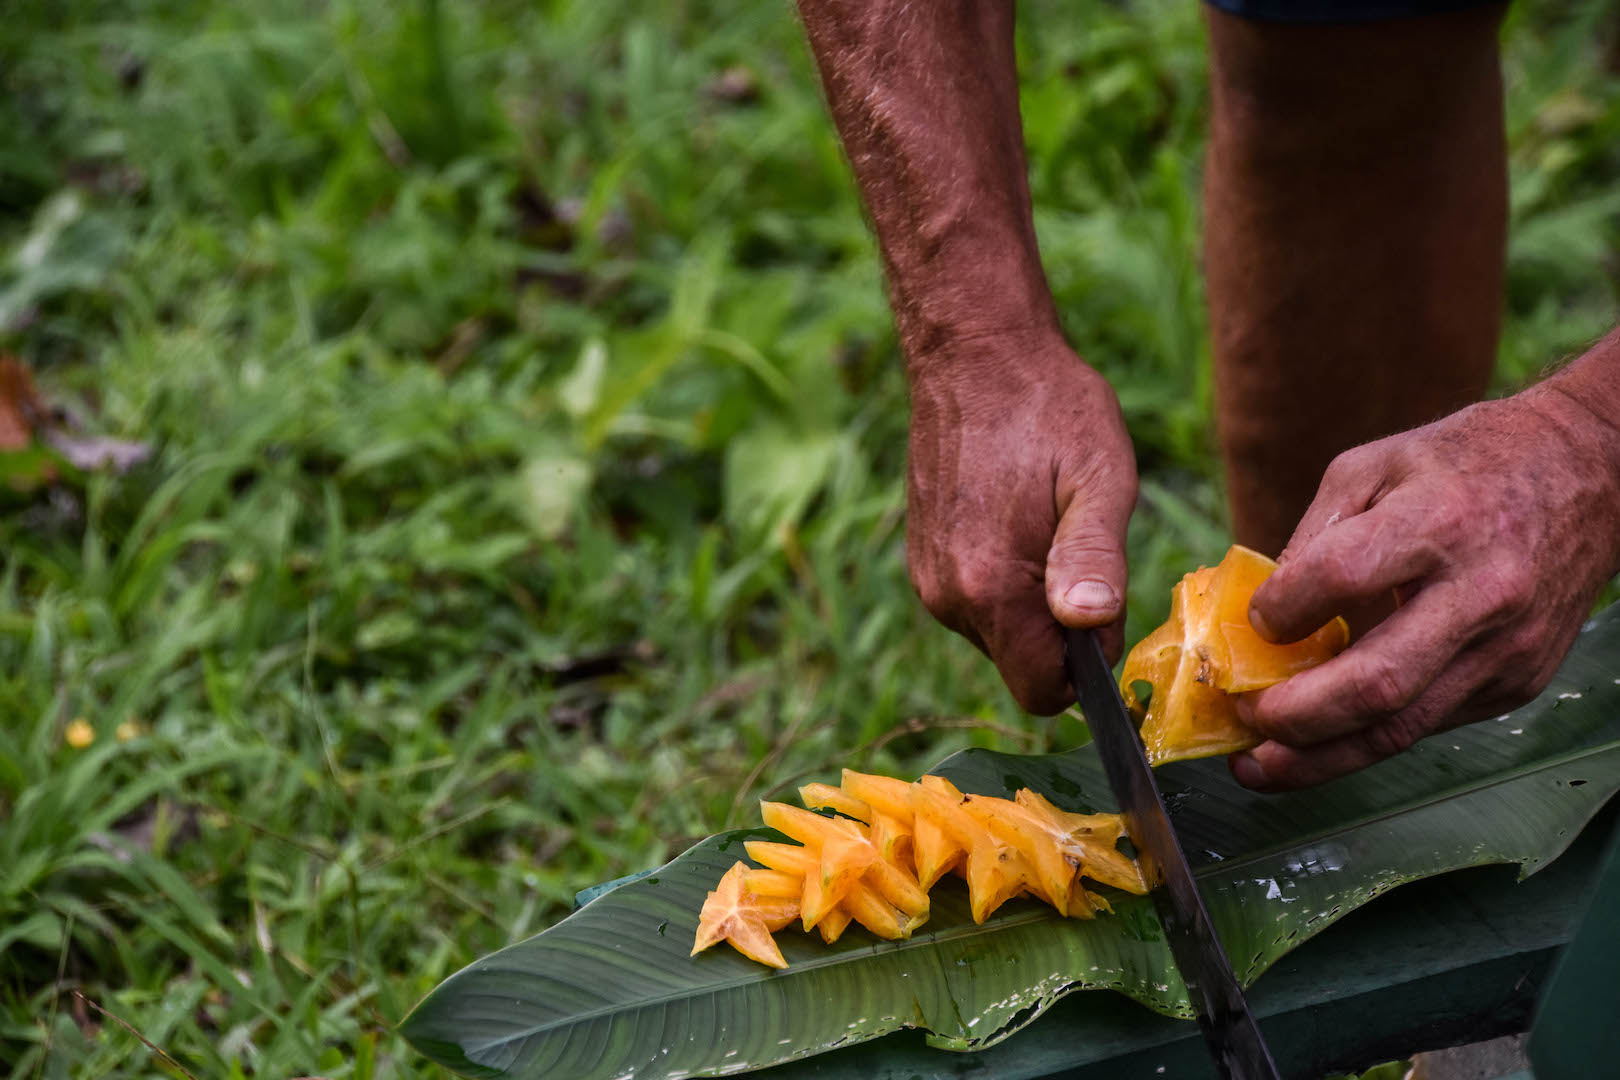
[1045,475,1133,632]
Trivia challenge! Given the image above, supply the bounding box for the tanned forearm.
[1540,327,1620,461]
[795,0,1059,369]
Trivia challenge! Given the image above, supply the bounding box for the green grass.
[3,0,1620,1076]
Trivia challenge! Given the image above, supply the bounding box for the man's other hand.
[906,334,1137,715]
[1230,389,1620,791]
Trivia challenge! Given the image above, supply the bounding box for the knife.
[1063,626,1282,1080]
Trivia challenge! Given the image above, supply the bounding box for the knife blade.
[1063,626,1281,1080]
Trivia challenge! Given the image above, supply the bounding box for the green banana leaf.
[399,605,1620,1079]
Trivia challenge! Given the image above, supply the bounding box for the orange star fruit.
[1120,545,1349,766]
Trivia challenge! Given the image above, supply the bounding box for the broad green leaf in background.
[0,190,129,333]
[557,339,609,420]
[722,422,847,543]
[399,606,1620,1079]
[512,454,594,542]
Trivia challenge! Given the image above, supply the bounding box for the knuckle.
[1239,693,1312,746]
[1526,658,1563,700]
[1323,447,1365,484]
[1498,626,1545,676]
[1432,492,1472,542]
[1360,711,1428,760]
[953,563,1002,609]
[1250,711,1307,746]
[908,564,949,617]
[1502,569,1536,619]
[1348,655,1415,716]
[1049,533,1118,566]
[909,552,1006,620]
[1417,533,1451,573]
[1504,645,1564,703]
[1478,562,1535,620]
[1323,443,1386,488]
[1237,696,1287,740]
[1313,546,1362,599]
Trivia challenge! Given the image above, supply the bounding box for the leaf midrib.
[459,904,1089,1054]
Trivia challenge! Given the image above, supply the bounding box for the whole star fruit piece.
[1119,544,1350,767]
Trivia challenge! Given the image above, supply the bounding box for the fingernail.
[1063,580,1118,618]
[1231,754,1270,789]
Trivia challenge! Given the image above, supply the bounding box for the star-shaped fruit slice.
[1012,789,1147,895]
[961,793,1085,916]
[909,775,1039,923]
[760,800,930,931]
[691,861,795,969]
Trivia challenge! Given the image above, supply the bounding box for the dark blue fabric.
[1206,0,1502,22]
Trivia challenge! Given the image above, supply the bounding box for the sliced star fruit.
[695,770,1146,968]
[690,861,797,969]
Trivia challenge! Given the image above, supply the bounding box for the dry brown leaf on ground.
[0,353,151,491]
[0,354,47,451]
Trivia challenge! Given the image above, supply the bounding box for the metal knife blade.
[1063,626,1281,1080]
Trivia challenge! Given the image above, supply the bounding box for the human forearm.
[795,0,1059,367]
[1533,327,1620,477]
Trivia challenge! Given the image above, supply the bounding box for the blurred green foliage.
[2,0,1619,1075]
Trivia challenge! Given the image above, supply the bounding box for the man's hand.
[1230,387,1620,791]
[906,334,1136,715]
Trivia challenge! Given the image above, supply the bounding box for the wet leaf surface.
[401,607,1620,1078]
